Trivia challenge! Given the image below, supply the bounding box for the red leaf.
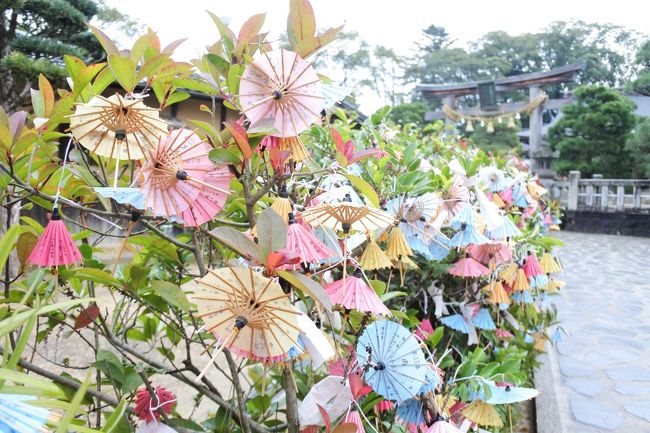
[266,249,301,274]
[317,404,332,433]
[224,121,252,160]
[348,148,385,164]
[330,127,345,154]
[348,372,372,399]
[74,303,100,329]
[269,148,290,174]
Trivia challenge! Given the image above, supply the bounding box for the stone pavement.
[536,231,650,432]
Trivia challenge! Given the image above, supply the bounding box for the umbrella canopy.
[301,194,396,234]
[324,270,390,315]
[468,243,511,266]
[240,49,322,137]
[298,376,353,426]
[424,419,463,433]
[193,266,300,375]
[140,129,230,219]
[461,399,503,427]
[28,207,82,267]
[483,381,539,404]
[69,93,167,160]
[284,213,335,268]
[356,320,428,402]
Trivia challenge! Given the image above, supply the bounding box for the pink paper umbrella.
[344,411,365,433]
[179,164,231,226]
[28,207,82,267]
[448,256,490,278]
[240,49,322,137]
[283,212,334,269]
[324,269,391,315]
[523,253,543,277]
[140,129,229,219]
[468,243,512,266]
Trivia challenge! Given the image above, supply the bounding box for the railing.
[549,171,650,212]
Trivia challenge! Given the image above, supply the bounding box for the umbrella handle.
[113,139,122,188]
[196,329,239,382]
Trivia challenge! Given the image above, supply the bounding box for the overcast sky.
[105,0,648,112]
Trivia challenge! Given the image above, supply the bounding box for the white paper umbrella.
[298,375,353,426]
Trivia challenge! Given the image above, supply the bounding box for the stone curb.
[534,344,571,433]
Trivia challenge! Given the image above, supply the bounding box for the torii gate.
[416,63,585,178]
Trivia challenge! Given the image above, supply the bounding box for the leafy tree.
[625,117,650,178]
[549,85,636,177]
[630,40,650,96]
[417,24,452,52]
[0,0,136,111]
[466,121,521,155]
[388,101,428,126]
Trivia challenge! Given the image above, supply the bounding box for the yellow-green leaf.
[287,0,316,48]
[344,174,379,208]
[108,55,137,92]
[88,24,119,56]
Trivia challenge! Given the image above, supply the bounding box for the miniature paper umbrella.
[0,393,60,433]
[356,320,428,402]
[240,48,322,137]
[301,194,396,234]
[28,207,82,267]
[424,418,463,433]
[284,212,335,269]
[298,375,353,426]
[69,93,167,160]
[193,267,300,378]
[324,268,390,315]
[140,129,230,220]
[483,381,539,404]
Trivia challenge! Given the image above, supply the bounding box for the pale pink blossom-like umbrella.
[344,411,365,433]
[436,175,470,224]
[495,328,514,339]
[140,129,230,219]
[523,253,543,278]
[324,269,390,315]
[425,419,463,433]
[468,243,512,266]
[283,212,334,269]
[240,49,322,137]
[179,164,231,226]
[448,256,490,278]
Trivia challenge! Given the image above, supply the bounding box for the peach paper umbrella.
[69,94,168,188]
[193,267,300,379]
[324,269,390,315]
[468,243,511,267]
[28,207,82,267]
[448,256,489,278]
[240,49,322,137]
[301,194,396,234]
[140,129,230,219]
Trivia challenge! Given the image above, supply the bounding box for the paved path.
[539,231,650,432]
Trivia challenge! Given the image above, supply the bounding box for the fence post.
[568,171,580,211]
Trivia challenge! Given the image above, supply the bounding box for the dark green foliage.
[388,102,428,126]
[625,117,650,178]
[549,85,637,177]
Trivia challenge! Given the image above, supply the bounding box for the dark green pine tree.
[0,0,120,111]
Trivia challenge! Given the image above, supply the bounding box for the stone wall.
[563,210,650,237]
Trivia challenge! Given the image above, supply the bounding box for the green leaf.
[380,291,406,302]
[205,54,229,78]
[60,268,121,288]
[167,418,206,432]
[88,24,119,56]
[287,0,316,49]
[165,91,191,107]
[428,326,444,347]
[276,270,332,311]
[0,369,65,398]
[55,370,92,433]
[108,55,137,92]
[150,280,190,311]
[343,174,379,208]
[207,11,236,47]
[101,400,127,433]
[256,207,286,258]
[0,225,25,274]
[227,64,243,96]
[236,14,266,52]
[209,227,263,263]
[30,88,45,119]
[209,148,242,165]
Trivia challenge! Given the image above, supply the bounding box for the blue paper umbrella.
[357,320,428,403]
[450,202,474,230]
[472,308,496,331]
[396,397,426,425]
[486,215,522,240]
[484,381,539,404]
[512,291,534,304]
[550,327,567,343]
[439,314,471,334]
[418,365,441,394]
[94,187,145,210]
[408,236,434,260]
[512,183,530,207]
[0,394,55,433]
[529,274,549,289]
[429,235,451,260]
[449,226,490,248]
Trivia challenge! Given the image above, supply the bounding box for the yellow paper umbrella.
[543,278,565,292]
[270,186,292,224]
[512,268,530,292]
[527,181,548,200]
[499,263,518,286]
[393,254,419,285]
[472,210,486,234]
[386,226,413,260]
[492,192,506,208]
[539,252,562,274]
[301,195,396,234]
[69,93,167,160]
[485,281,510,305]
[359,238,393,271]
[193,267,300,378]
[461,400,503,427]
